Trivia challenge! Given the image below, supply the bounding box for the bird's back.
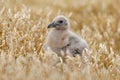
[62,31,89,56]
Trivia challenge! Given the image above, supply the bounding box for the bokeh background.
[0,0,120,80]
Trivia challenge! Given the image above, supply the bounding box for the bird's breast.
[48,30,69,48]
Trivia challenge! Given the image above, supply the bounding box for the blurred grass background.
[0,0,120,80]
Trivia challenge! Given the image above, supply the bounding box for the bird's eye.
[58,20,63,23]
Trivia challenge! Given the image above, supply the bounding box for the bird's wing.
[67,35,88,56]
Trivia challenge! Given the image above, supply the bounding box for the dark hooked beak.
[48,22,57,28]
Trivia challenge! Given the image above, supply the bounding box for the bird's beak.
[48,22,57,28]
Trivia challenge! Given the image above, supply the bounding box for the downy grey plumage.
[45,15,89,57]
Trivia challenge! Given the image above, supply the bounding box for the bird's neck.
[54,28,69,31]
[51,29,68,35]
[49,29,69,48]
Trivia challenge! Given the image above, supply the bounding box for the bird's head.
[48,15,70,30]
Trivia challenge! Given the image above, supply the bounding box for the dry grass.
[0,0,120,80]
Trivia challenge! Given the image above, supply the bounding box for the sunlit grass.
[0,0,120,80]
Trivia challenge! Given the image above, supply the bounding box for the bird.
[44,15,89,57]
